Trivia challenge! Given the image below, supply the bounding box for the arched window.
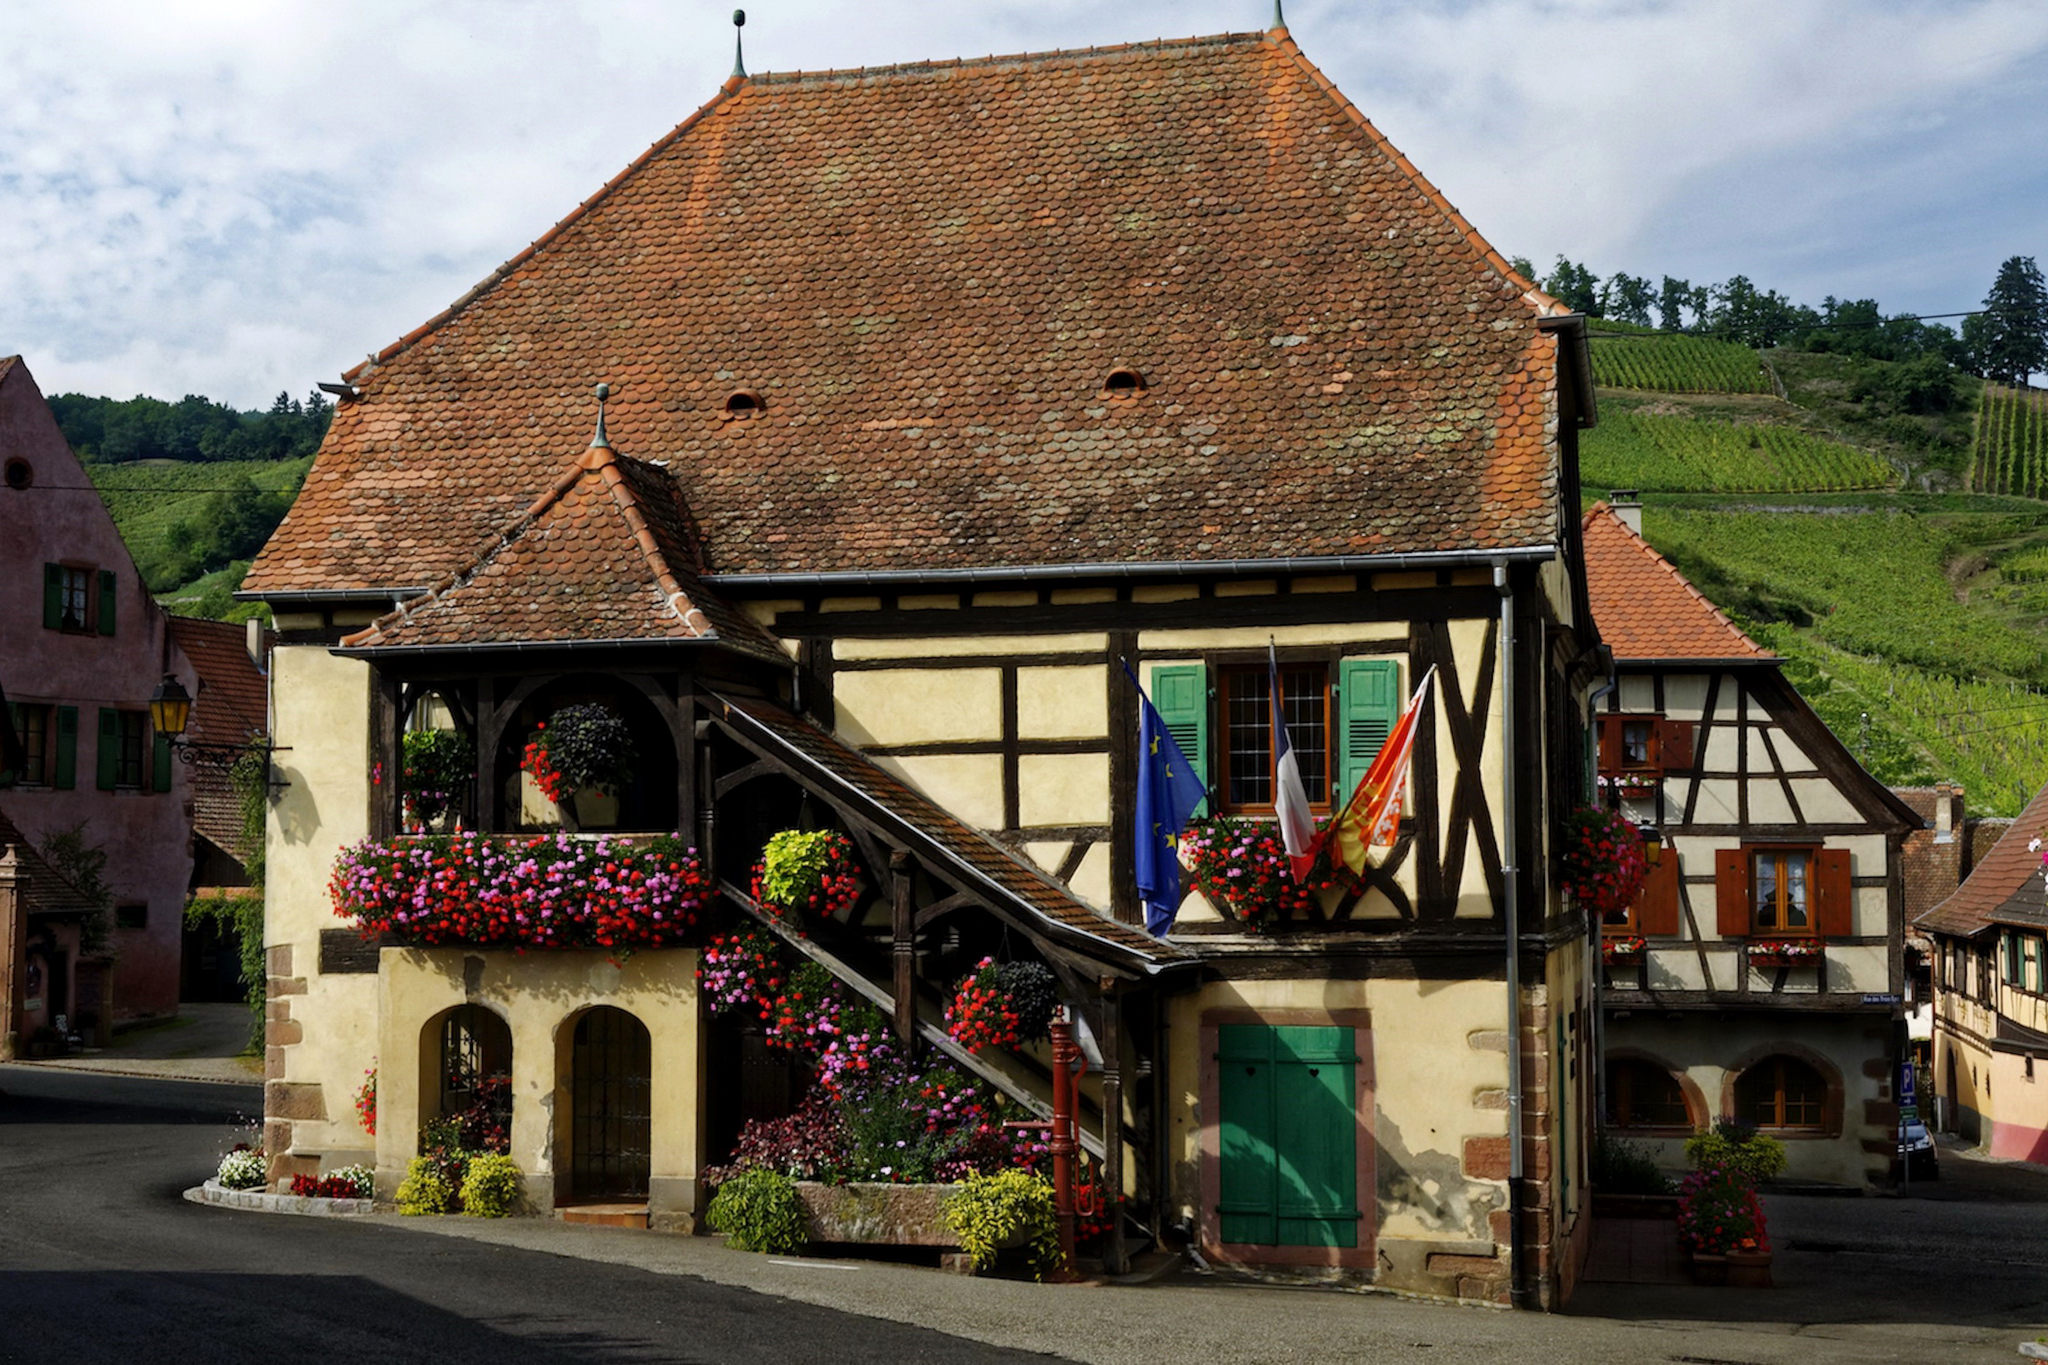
[1733,1054,1826,1130]
[430,1004,513,1151]
[1606,1059,1689,1129]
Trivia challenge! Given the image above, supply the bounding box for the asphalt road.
[5,1064,2046,1365]
[0,1066,1060,1365]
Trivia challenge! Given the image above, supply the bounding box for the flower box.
[1602,936,1647,964]
[794,1180,966,1247]
[1747,939,1823,967]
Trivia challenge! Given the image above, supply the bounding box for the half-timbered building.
[1584,501,1918,1185]
[1920,781,2048,1164]
[242,24,1606,1306]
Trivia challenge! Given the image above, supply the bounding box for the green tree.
[1972,255,2048,385]
[1658,276,1694,331]
[1604,273,1655,326]
[1544,257,1603,315]
[1507,254,1536,284]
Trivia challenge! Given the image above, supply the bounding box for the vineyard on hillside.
[1968,383,2048,497]
[1645,507,2048,684]
[1581,412,1895,493]
[1588,331,1773,394]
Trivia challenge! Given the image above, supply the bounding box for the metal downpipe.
[1495,560,1527,1306]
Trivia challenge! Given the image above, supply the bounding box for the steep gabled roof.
[1582,503,1775,663]
[0,803,98,917]
[248,29,1572,599]
[1919,780,2048,937]
[339,441,787,663]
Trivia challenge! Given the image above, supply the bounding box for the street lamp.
[1636,821,1662,866]
[147,674,192,739]
[146,672,284,772]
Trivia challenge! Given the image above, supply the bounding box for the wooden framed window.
[1606,1058,1690,1130]
[1715,845,1851,939]
[43,563,115,635]
[1596,714,1694,779]
[7,703,56,786]
[97,709,148,790]
[1150,658,1401,816]
[1733,1055,1827,1131]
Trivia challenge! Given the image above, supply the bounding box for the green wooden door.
[1217,1024,1361,1248]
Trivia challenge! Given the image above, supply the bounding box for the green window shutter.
[152,729,173,792]
[96,707,120,790]
[1337,658,1401,807]
[1217,1024,1360,1249]
[44,564,63,629]
[97,569,117,635]
[55,707,78,789]
[1149,664,1210,817]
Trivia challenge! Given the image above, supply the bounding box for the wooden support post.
[475,676,499,833]
[1099,976,1127,1275]
[0,848,23,1061]
[1049,1012,1082,1282]
[698,718,719,888]
[368,670,400,839]
[891,850,915,1044]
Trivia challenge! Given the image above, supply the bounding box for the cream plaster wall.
[373,946,702,1223]
[1139,622,1406,650]
[832,668,1002,746]
[836,634,1106,660]
[1016,665,1105,739]
[873,753,1005,829]
[1017,753,1109,827]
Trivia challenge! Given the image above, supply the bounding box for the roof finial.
[592,382,612,448]
[1272,0,1286,30]
[732,9,746,79]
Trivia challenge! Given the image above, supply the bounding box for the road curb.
[185,1180,375,1217]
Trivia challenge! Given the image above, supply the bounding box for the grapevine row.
[1583,413,1893,493]
[1589,333,1772,394]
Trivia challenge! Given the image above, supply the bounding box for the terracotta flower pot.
[1689,1251,1728,1285]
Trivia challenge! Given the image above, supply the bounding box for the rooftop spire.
[591,382,612,449]
[1274,0,1286,29]
[732,9,746,79]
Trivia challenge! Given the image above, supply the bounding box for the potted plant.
[401,729,473,832]
[1559,806,1648,917]
[1177,816,1332,932]
[521,703,632,829]
[1602,935,1648,964]
[753,829,863,926]
[1748,938,1822,967]
[1676,1162,1771,1287]
[946,958,1058,1053]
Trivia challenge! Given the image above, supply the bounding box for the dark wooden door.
[571,1007,652,1201]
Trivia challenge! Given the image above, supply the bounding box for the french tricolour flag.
[1270,644,1318,883]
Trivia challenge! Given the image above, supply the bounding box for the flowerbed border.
[184,1179,376,1217]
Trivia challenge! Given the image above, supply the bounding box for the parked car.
[1895,1118,1939,1181]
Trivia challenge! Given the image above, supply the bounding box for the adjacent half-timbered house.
[1920,782,2048,1164]
[1584,501,1918,1185]
[242,25,1606,1305]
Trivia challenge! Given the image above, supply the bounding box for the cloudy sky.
[4,0,2046,409]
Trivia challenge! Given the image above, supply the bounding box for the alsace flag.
[1130,665,1209,937]
[1328,666,1436,876]
[1269,644,1318,883]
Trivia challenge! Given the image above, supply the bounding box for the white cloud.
[1,0,2044,407]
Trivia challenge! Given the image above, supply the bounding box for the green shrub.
[1590,1131,1673,1196]
[1685,1118,1788,1184]
[941,1170,1063,1280]
[396,1156,455,1215]
[401,729,474,825]
[458,1153,524,1218]
[705,1169,810,1254]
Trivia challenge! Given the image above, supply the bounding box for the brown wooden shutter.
[1714,849,1750,937]
[1636,852,1681,935]
[1597,716,1620,772]
[1814,848,1853,938]
[1658,719,1695,772]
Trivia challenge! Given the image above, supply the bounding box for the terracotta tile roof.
[710,692,1182,969]
[1582,503,1775,662]
[0,356,17,386]
[166,617,270,860]
[1894,786,1968,925]
[339,443,789,665]
[248,30,1569,598]
[1918,780,2048,937]
[0,802,99,917]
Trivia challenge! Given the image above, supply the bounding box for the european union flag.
[1134,681,1209,937]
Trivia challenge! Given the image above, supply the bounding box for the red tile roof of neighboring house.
[1582,503,1776,662]
[0,803,99,917]
[1918,780,2048,937]
[247,30,1571,598]
[167,616,271,861]
[339,442,788,664]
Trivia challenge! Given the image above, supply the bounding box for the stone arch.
[554,1004,653,1204]
[1604,1046,1709,1133]
[1720,1040,1844,1139]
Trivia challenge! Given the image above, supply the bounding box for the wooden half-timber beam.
[720,878,1105,1160]
[891,850,915,1044]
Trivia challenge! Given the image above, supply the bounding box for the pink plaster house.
[0,355,196,1028]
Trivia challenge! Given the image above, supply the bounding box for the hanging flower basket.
[1748,938,1822,966]
[522,703,633,807]
[401,729,474,830]
[1177,816,1331,932]
[753,829,863,925]
[1602,936,1647,964]
[700,919,788,1021]
[1560,806,1648,916]
[946,958,1059,1053]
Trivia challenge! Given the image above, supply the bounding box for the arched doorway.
[424,1004,513,1150]
[569,1006,652,1201]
